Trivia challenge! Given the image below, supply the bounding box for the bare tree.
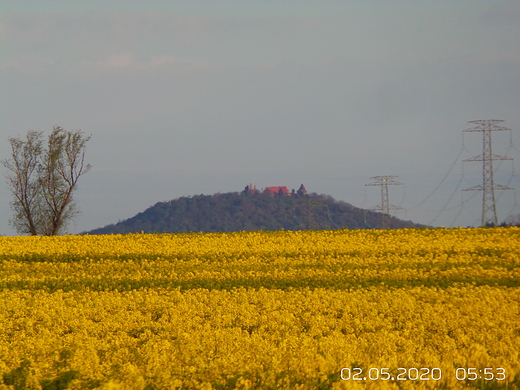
[2,131,44,235]
[2,126,91,235]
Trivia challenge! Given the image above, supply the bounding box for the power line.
[448,188,479,227]
[428,172,465,226]
[407,145,465,211]
[365,176,404,229]
[462,119,514,226]
[356,121,517,228]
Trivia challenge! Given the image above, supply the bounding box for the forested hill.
[85,190,424,234]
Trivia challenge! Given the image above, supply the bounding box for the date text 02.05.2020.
[340,367,506,381]
[340,368,442,381]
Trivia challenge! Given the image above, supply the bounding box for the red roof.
[265,186,290,195]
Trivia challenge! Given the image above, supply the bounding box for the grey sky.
[1,0,520,234]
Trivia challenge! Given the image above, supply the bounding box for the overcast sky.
[1,0,520,234]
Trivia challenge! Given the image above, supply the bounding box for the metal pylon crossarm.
[463,153,513,162]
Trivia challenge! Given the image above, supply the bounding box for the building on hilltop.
[243,184,308,198]
[244,183,258,195]
[264,186,291,196]
[297,184,308,197]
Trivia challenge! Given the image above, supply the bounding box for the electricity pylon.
[462,119,513,226]
[365,176,404,229]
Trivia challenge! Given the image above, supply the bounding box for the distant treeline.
[85,190,424,234]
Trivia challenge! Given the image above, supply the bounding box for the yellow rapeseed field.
[0,227,519,389]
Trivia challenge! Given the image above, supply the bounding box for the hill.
[85,188,424,234]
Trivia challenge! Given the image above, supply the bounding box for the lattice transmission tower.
[365,176,404,229]
[462,119,513,226]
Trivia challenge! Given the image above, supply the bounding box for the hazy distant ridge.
[85,191,422,234]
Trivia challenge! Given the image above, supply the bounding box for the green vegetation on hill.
[85,190,422,234]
